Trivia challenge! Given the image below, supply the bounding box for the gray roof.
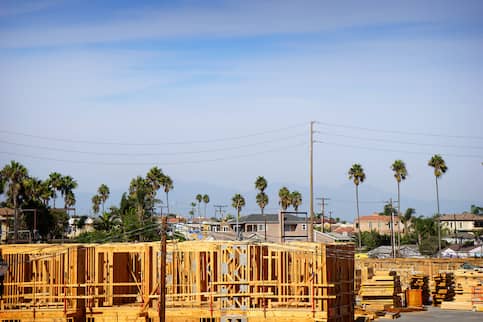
[229,213,307,224]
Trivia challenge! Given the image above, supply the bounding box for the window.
[301,224,307,231]
[258,224,264,231]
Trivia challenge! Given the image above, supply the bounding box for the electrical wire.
[316,121,483,140]
[0,122,307,146]
[0,133,306,156]
[0,141,307,166]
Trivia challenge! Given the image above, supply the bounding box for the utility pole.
[328,211,333,232]
[213,205,227,220]
[309,121,315,242]
[316,197,330,233]
[159,214,167,322]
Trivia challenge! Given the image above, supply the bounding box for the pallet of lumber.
[440,269,483,311]
[409,274,430,305]
[432,272,455,306]
[359,271,402,310]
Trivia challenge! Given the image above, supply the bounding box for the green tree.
[196,194,203,218]
[39,180,53,206]
[1,161,28,241]
[92,195,101,215]
[146,166,164,212]
[291,191,302,212]
[348,163,366,249]
[129,176,150,232]
[391,159,407,249]
[202,194,210,218]
[401,208,415,237]
[98,184,110,213]
[161,175,173,215]
[232,193,246,240]
[255,176,269,240]
[428,154,448,254]
[278,187,291,211]
[60,175,77,209]
[48,172,62,208]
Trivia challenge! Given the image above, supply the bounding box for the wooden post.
[160,215,167,322]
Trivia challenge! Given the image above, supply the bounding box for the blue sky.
[1,0,482,220]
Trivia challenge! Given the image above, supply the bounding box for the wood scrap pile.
[359,270,402,311]
[440,269,483,310]
[432,272,455,306]
[409,274,430,305]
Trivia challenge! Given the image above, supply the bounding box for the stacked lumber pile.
[409,274,430,305]
[440,269,483,311]
[359,270,402,311]
[432,272,455,306]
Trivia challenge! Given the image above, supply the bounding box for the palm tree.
[161,175,173,215]
[23,177,43,202]
[255,175,269,240]
[48,172,62,208]
[98,184,110,213]
[146,166,164,213]
[202,194,210,218]
[196,194,203,218]
[291,191,302,211]
[60,175,77,209]
[189,202,196,223]
[278,187,291,211]
[232,193,246,240]
[65,191,76,209]
[391,159,408,253]
[92,195,101,215]
[39,180,53,206]
[348,163,366,249]
[428,154,448,254]
[402,208,415,237]
[1,161,28,241]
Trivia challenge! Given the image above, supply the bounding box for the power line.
[0,122,307,146]
[0,141,307,166]
[316,141,483,159]
[316,131,483,150]
[316,121,483,140]
[0,133,305,156]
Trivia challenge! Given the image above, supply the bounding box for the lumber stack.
[440,269,483,310]
[409,274,430,305]
[432,272,455,306]
[359,270,402,311]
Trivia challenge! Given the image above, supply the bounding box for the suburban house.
[353,213,401,235]
[225,213,309,243]
[440,213,483,233]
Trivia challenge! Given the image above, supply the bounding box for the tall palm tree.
[202,194,210,218]
[92,195,101,215]
[428,154,448,254]
[348,163,366,249]
[65,191,76,209]
[391,159,408,254]
[291,191,302,211]
[256,192,269,240]
[278,187,291,211]
[189,202,197,223]
[232,193,246,241]
[60,175,77,209]
[196,194,203,218]
[48,172,62,208]
[161,175,173,215]
[23,177,43,202]
[98,184,110,213]
[146,166,164,212]
[1,161,28,241]
[39,180,53,206]
[255,176,269,240]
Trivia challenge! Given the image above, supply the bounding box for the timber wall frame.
[0,241,354,322]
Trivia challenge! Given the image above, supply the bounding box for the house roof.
[229,214,306,224]
[333,226,355,234]
[355,212,400,223]
[440,213,483,221]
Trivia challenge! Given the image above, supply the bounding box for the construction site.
[0,240,482,322]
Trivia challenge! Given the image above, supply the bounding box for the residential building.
[440,213,483,233]
[353,212,401,235]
